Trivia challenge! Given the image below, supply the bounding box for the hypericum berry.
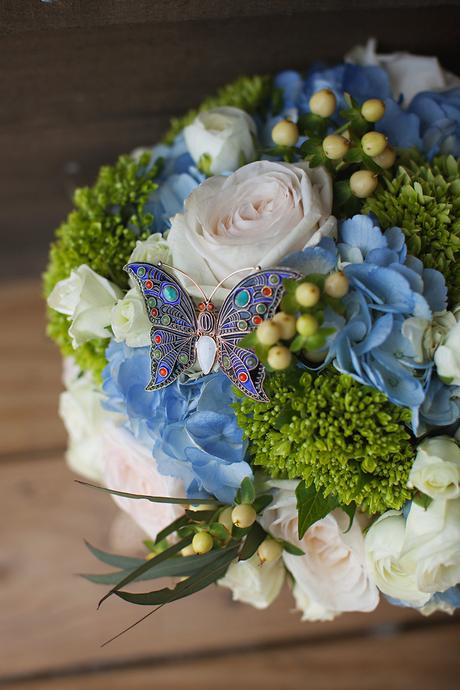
[271,120,299,147]
[257,538,283,564]
[231,503,257,528]
[324,271,349,298]
[295,282,321,307]
[218,506,234,534]
[361,98,386,123]
[192,531,214,555]
[180,544,196,557]
[272,311,297,340]
[322,134,350,160]
[296,314,319,337]
[350,170,378,198]
[256,320,281,346]
[373,145,396,169]
[267,345,292,370]
[361,131,387,157]
[309,88,337,117]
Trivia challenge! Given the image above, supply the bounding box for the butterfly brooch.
[125,262,300,402]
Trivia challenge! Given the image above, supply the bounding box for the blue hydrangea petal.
[365,248,400,266]
[422,268,448,312]
[376,99,422,149]
[339,215,386,256]
[353,312,393,356]
[282,246,337,274]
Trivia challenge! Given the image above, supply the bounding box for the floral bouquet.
[45,40,460,632]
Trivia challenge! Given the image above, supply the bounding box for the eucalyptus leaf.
[85,541,144,570]
[154,515,188,544]
[252,493,273,513]
[296,481,339,539]
[238,522,266,561]
[279,539,305,556]
[76,480,217,505]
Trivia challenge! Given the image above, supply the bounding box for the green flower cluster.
[163,75,272,144]
[43,152,161,380]
[364,154,460,305]
[235,370,415,514]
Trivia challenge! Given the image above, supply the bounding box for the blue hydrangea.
[409,88,460,158]
[102,341,251,502]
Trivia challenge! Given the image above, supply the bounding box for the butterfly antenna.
[158,262,208,302]
[207,266,261,303]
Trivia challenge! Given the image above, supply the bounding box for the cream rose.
[184,107,257,175]
[102,424,185,541]
[260,481,378,620]
[167,160,336,301]
[408,436,460,500]
[111,288,151,347]
[128,232,172,267]
[47,264,122,348]
[434,318,460,385]
[218,553,285,609]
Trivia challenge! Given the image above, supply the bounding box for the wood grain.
[0,455,430,680]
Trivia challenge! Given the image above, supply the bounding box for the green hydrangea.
[43,152,161,380]
[364,154,460,305]
[235,370,415,514]
[163,75,272,144]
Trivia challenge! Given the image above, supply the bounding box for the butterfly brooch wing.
[216,268,301,402]
[125,263,198,390]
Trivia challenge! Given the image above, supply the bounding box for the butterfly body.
[125,262,300,402]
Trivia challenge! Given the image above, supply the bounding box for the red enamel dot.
[252,315,263,325]
[154,335,162,344]
[239,372,249,383]
[145,279,154,290]
[159,367,168,378]
[262,286,273,297]
[207,302,215,311]
[198,302,206,312]
[150,307,159,317]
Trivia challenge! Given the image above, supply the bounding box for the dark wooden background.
[1,2,460,689]
[1,0,460,278]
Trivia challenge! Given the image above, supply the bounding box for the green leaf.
[209,522,230,542]
[236,477,256,505]
[413,491,433,510]
[154,515,188,544]
[197,153,213,176]
[296,481,339,539]
[279,539,305,556]
[85,541,144,570]
[76,480,217,505]
[98,536,192,608]
[252,493,273,513]
[340,502,356,533]
[238,522,267,561]
[290,334,308,353]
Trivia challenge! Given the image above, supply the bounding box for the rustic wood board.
[5,624,460,690]
[0,455,430,680]
[0,280,66,458]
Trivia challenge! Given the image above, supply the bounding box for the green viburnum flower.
[235,370,415,514]
[43,152,161,380]
[364,154,460,305]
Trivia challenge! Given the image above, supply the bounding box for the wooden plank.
[0,456,427,678]
[0,280,66,457]
[4,623,459,690]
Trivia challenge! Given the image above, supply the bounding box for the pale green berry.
[272,311,297,340]
[295,282,321,307]
[322,134,350,160]
[350,170,378,198]
[192,531,214,555]
[361,98,386,123]
[267,345,292,370]
[324,272,349,298]
[296,314,319,337]
[373,145,396,169]
[256,320,281,346]
[361,131,387,157]
[257,539,283,564]
[218,506,234,534]
[181,544,196,557]
[271,120,299,147]
[231,503,257,528]
[309,89,337,117]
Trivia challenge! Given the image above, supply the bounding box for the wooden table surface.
[0,285,459,689]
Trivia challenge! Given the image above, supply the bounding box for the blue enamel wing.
[124,262,300,402]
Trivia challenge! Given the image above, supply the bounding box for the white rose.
[260,481,378,620]
[434,319,460,385]
[101,424,185,541]
[167,160,336,301]
[59,365,123,481]
[128,232,172,266]
[409,436,460,500]
[402,311,456,363]
[47,264,122,348]
[184,107,257,175]
[365,511,430,606]
[218,553,285,609]
[346,38,460,105]
[404,499,460,594]
[111,288,151,347]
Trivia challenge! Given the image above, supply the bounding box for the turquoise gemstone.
[162,284,179,303]
[256,303,267,314]
[238,320,248,331]
[235,289,250,308]
[148,297,157,307]
[161,314,171,326]
[137,266,146,277]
